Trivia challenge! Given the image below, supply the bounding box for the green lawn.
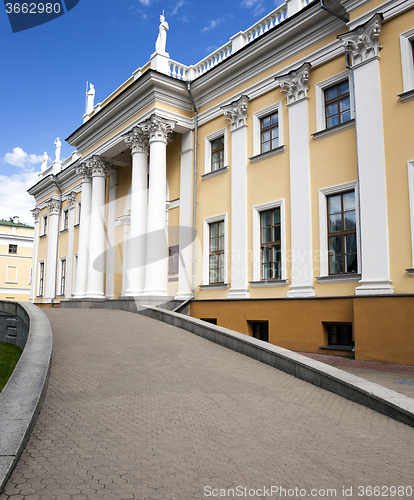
[0,342,22,393]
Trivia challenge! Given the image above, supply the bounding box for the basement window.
[322,323,353,350]
[250,321,269,342]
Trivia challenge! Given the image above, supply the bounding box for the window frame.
[315,70,355,134]
[260,208,282,281]
[59,258,67,296]
[260,112,279,154]
[202,213,228,286]
[204,128,228,175]
[62,209,69,231]
[8,244,17,254]
[252,200,286,283]
[211,136,225,172]
[400,27,414,94]
[38,261,45,297]
[318,182,361,281]
[42,214,48,236]
[408,161,414,269]
[208,220,225,285]
[324,81,351,129]
[252,101,283,157]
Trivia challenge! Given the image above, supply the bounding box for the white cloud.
[138,0,151,5]
[171,0,184,16]
[241,0,266,15]
[4,147,43,170]
[0,169,39,225]
[201,17,227,33]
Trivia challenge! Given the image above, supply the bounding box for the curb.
[0,302,53,493]
[139,306,414,428]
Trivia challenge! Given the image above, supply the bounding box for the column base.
[287,285,316,298]
[227,288,250,299]
[123,291,144,297]
[141,289,168,297]
[355,281,395,296]
[84,292,105,299]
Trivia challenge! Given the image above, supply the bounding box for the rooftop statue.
[155,12,169,54]
[54,138,61,163]
[86,83,95,114]
[41,151,49,172]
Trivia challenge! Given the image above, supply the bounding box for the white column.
[123,126,149,296]
[176,131,194,300]
[339,15,394,295]
[29,208,40,303]
[74,164,92,298]
[85,156,110,298]
[44,198,60,301]
[277,63,315,297]
[222,96,250,299]
[65,192,77,299]
[105,168,118,299]
[142,115,175,296]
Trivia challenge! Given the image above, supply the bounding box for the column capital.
[222,95,249,132]
[87,155,112,178]
[65,191,77,209]
[46,198,60,216]
[123,125,149,154]
[276,62,311,105]
[338,14,382,68]
[146,115,175,144]
[31,208,40,223]
[76,162,92,181]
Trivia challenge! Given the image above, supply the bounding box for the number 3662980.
[5,3,61,14]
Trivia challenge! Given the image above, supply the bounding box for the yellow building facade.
[0,220,34,301]
[28,0,414,363]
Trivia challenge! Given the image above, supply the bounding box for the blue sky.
[0,0,282,224]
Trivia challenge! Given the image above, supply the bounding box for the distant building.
[28,0,414,364]
[0,220,34,301]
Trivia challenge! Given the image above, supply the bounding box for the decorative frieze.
[338,14,382,68]
[222,95,249,132]
[276,63,311,105]
[31,208,40,223]
[146,115,175,144]
[76,163,92,181]
[123,125,149,154]
[46,199,60,216]
[66,192,78,209]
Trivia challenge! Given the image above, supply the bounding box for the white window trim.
[76,201,81,225]
[408,161,414,268]
[204,127,228,174]
[59,257,67,296]
[315,70,354,133]
[252,200,286,282]
[42,214,48,235]
[38,260,45,296]
[400,28,414,93]
[73,253,78,294]
[202,213,228,286]
[61,209,69,231]
[6,265,18,284]
[252,101,283,157]
[318,181,360,279]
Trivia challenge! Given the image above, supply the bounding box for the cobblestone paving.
[300,353,414,399]
[1,309,414,500]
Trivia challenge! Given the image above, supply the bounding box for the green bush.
[0,342,22,393]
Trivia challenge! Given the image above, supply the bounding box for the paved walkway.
[1,309,414,500]
[299,353,414,399]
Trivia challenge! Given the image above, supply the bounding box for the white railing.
[192,40,233,77]
[169,60,188,81]
[244,3,288,45]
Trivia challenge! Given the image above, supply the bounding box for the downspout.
[51,174,62,308]
[187,80,198,298]
[319,0,349,23]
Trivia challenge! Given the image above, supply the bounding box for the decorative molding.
[199,283,230,290]
[76,163,92,181]
[221,95,249,132]
[338,14,382,69]
[201,167,229,180]
[86,156,112,178]
[123,125,149,154]
[46,199,60,216]
[65,192,77,209]
[315,274,361,284]
[146,114,175,144]
[31,208,40,224]
[249,279,288,288]
[398,89,414,102]
[250,145,286,163]
[312,119,355,140]
[276,63,311,105]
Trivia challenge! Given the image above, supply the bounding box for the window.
[326,324,352,347]
[8,244,17,254]
[38,262,45,296]
[260,112,279,153]
[327,191,357,274]
[168,245,179,274]
[260,208,281,280]
[60,259,66,296]
[204,128,228,175]
[324,81,351,129]
[76,202,81,225]
[400,28,414,94]
[251,321,269,342]
[209,221,225,284]
[63,209,69,230]
[211,136,224,171]
[42,215,48,235]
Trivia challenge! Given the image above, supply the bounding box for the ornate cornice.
[86,155,112,178]
[66,192,77,209]
[221,95,249,132]
[31,208,40,223]
[76,163,92,181]
[123,125,149,154]
[338,14,382,68]
[276,62,311,105]
[46,199,60,216]
[146,114,175,144]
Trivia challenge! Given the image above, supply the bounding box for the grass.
[0,342,22,393]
